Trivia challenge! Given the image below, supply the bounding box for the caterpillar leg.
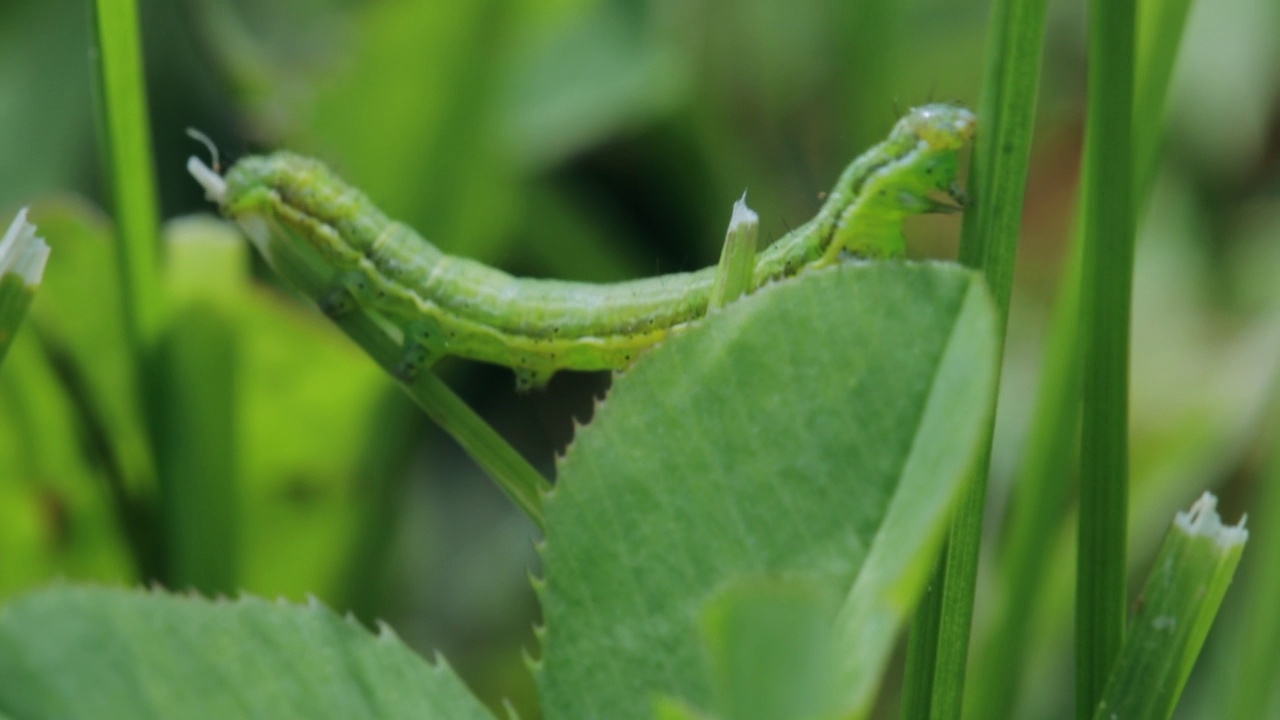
[317,277,359,318]
[393,316,446,382]
[708,193,759,310]
[319,269,393,318]
[394,342,440,382]
[514,367,556,393]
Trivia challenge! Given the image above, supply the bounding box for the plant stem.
[1134,0,1195,196]
[967,0,1196,714]
[89,0,162,352]
[964,244,1083,720]
[252,216,551,530]
[1075,0,1137,713]
[899,555,944,717]
[151,233,249,594]
[899,0,1048,714]
[338,318,550,530]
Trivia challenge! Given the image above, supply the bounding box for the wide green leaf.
[536,262,998,719]
[0,586,496,720]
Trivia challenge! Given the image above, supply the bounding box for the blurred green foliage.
[0,0,1277,716]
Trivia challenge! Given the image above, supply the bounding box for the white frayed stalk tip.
[1175,491,1248,548]
[0,208,51,284]
[730,191,759,232]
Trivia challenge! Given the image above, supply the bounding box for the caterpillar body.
[189,103,975,389]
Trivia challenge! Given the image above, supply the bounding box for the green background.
[1,0,1277,717]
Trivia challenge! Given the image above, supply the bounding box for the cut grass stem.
[1075,0,1138,713]
[89,0,163,352]
[899,0,1048,714]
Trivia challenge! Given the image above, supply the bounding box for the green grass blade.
[1093,494,1247,719]
[89,0,162,351]
[900,573,944,719]
[954,0,1051,320]
[1135,0,1195,195]
[152,305,238,592]
[900,0,1049,714]
[968,0,1197,714]
[964,243,1083,720]
[1076,0,1138,713]
[0,209,50,366]
[332,314,549,530]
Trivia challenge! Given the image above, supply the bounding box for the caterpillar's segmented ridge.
[191,103,975,389]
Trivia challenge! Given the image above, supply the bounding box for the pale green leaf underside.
[0,586,496,720]
[538,262,998,719]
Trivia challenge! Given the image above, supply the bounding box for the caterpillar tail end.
[187,156,227,204]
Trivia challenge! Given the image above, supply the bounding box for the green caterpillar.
[189,103,975,389]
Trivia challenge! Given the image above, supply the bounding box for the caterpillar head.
[901,103,977,152]
[828,103,975,258]
[876,103,977,213]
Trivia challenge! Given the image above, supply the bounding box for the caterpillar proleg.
[189,103,975,389]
